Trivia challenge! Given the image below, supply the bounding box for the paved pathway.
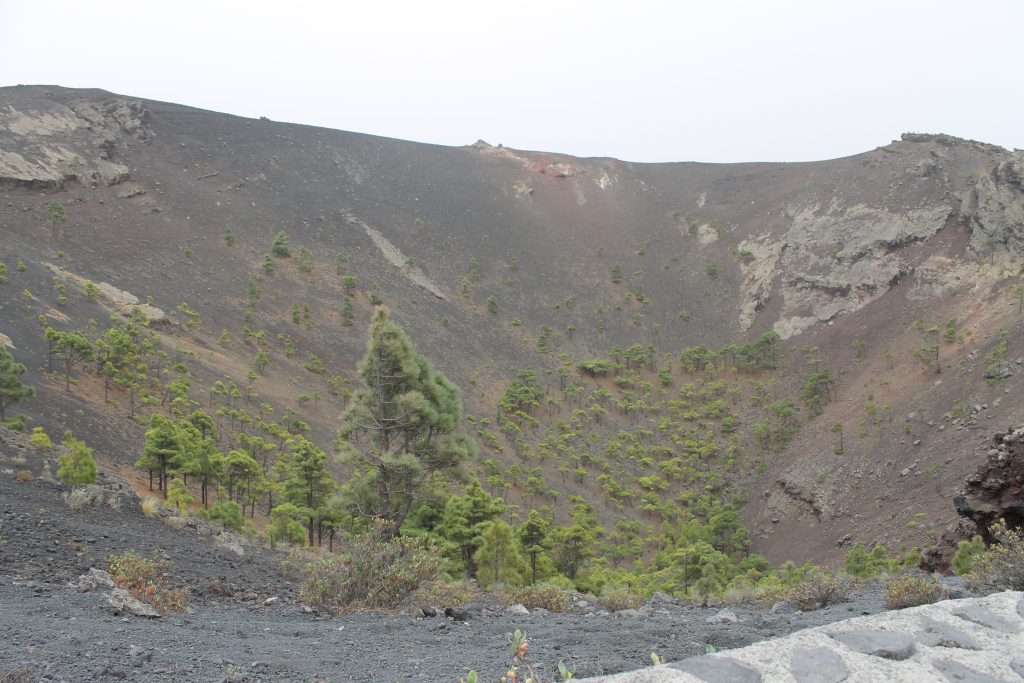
[578,591,1024,682]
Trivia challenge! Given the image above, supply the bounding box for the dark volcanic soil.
[0,465,894,682]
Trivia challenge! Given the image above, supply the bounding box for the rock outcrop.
[962,152,1024,256]
[0,90,149,190]
[954,425,1024,542]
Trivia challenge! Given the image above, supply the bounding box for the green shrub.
[507,583,571,612]
[965,519,1024,592]
[952,535,985,576]
[57,432,97,485]
[298,521,442,611]
[206,499,244,531]
[28,427,51,451]
[2,415,26,432]
[271,230,291,257]
[883,573,946,609]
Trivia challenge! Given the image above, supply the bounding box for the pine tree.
[337,308,476,536]
[341,297,355,326]
[0,347,34,421]
[283,436,336,544]
[45,328,93,391]
[437,479,505,575]
[519,510,551,584]
[47,201,66,231]
[473,520,526,590]
[137,414,182,496]
[267,503,306,548]
[58,432,97,484]
[167,478,194,514]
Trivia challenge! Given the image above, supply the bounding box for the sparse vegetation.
[883,572,946,609]
[57,432,97,485]
[107,550,189,614]
[964,519,1024,592]
[297,520,443,611]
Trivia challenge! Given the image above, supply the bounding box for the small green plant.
[271,230,291,257]
[223,228,235,246]
[16,259,26,272]
[57,432,97,485]
[0,262,6,283]
[298,247,314,273]
[305,354,326,374]
[28,427,51,451]
[951,535,985,575]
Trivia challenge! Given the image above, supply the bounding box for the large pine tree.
[337,308,475,536]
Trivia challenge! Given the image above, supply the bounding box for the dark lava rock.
[954,426,1024,542]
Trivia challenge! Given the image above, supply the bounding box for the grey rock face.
[932,659,1009,683]
[952,605,1021,633]
[672,656,763,682]
[790,646,849,683]
[964,152,1024,255]
[917,615,980,649]
[829,629,915,660]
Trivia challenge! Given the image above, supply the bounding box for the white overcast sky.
[1,0,1021,163]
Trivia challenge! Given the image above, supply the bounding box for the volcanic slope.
[1,85,1023,566]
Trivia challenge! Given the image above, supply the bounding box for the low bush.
[107,550,188,614]
[140,496,162,518]
[761,570,853,611]
[599,585,643,612]
[14,470,32,482]
[965,519,1024,592]
[410,579,480,610]
[2,415,26,432]
[298,521,443,612]
[884,573,947,609]
[507,583,571,613]
[28,427,51,451]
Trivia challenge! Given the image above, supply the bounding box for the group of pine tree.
[1,298,791,597]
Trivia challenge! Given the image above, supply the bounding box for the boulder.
[953,425,1024,541]
[69,567,114,592]
[108,588,160,618]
